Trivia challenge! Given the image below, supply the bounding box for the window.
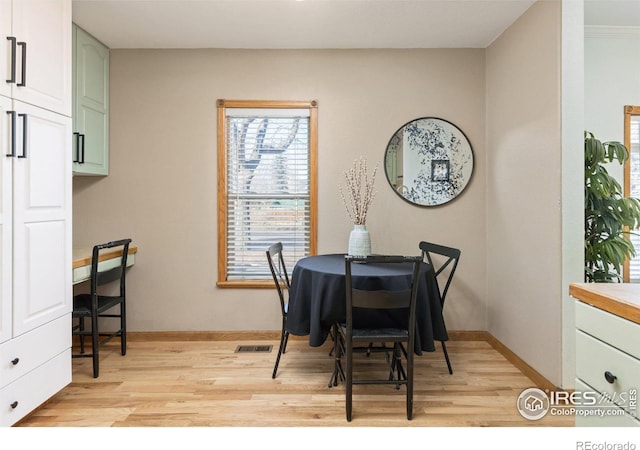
[624,105,640,282]
[217,100,317,287]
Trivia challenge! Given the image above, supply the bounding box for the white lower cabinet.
[0,316,71,426]
[0,0,72,423]
[0,348,71,426]
[0,99,72,426]
[574,300,640,426]
[0,315,71,388]
[575,379,640,427]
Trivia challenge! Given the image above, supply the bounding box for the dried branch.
[339,157,378,225]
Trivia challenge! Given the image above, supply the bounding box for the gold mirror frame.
[623,105,640,282]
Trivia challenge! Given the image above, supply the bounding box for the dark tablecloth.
[285,254,448,353]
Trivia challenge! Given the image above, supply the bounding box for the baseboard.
[126,330,484,343]
[126,329,559,391]
[451,330,559,392]
[446,330,489,341]
[127,330,304,342]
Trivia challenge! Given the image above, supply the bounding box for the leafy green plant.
[584,131,640,282]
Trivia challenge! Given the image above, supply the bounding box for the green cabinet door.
[73,24,109,176]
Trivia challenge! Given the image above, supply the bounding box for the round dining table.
[285,253,448,354]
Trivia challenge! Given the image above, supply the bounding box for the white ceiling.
[71,0,640,50]
[71,0,537,49]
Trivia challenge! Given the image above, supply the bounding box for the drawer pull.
[10,401,18,409]
[11,358,19,365]
[604,371,617,384]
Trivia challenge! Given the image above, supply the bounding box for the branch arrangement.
[339,157,378,225]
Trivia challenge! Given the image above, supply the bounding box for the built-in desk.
[72,245,138,285]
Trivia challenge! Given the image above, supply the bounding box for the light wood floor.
[17,336,574,427]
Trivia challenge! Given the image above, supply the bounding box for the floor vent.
[235,345,273,353]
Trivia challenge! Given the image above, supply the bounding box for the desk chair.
[266,242,291,379]
[72,239,132,378]
[419,241,461,375]
[339,255,422,421]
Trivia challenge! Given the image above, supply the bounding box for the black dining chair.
[72,239,132,378]
[266,242,291,379]
[419,241,461,375]
[338,254,422,421]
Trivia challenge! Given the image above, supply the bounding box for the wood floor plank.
[16,338,574,427]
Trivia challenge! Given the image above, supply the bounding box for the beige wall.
[486,1,563,384]
[73,48,488,333]
[72,2,579,388]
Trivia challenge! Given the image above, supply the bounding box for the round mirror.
[384,117,474,207]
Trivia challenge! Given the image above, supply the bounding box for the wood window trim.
[623,105,640,282]
[216,99,318,288]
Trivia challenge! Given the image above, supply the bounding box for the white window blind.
[225,108,311,280]
[629,115,640,281]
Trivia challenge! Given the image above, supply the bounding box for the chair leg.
[272,323,288,379]
[91,311,99,378]
[442,341,453,374]
[346,343,353,422]
[388,345,397,381]
[120,303,127,356]
[282,329,289,354]
[329,329,344,387]
[407,350,414,420]
[393,344,406,389]
[328,327,335,356]
[79,317,86,354]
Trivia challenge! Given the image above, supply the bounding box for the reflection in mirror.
[384,117,474,207]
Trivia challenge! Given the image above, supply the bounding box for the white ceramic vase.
[348,224,371,257]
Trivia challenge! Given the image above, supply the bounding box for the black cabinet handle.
[73,132,80,163]
[10,401,18,409]
[17,41,26,87]
[17,113,27,158]
[11,358,19,365]
[604,371,617,384]
[6,37,16,83]
[80,133,85,164]
[6,111,15,157]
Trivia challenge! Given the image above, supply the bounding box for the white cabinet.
[574,379,640,427]
[1,0,72,426]
[0,95,12,345]
[1,0,72,116]
[572,297,640,426]
[72,24,109,176]
[0,348,71,427]
[0,0,11,100]
[11,101,72,335]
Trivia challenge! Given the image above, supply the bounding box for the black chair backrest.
[344,255,422,336]
[419,241,460,307]
[266,242,290,314]
[91,239,132,295]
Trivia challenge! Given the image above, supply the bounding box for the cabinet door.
[0,96,11,343]
[12,101,71,336]
[0,0,11,100]
[11,0,71,116]
[73,26,109,175]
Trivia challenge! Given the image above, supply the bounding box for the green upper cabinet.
[72,24,109,176]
